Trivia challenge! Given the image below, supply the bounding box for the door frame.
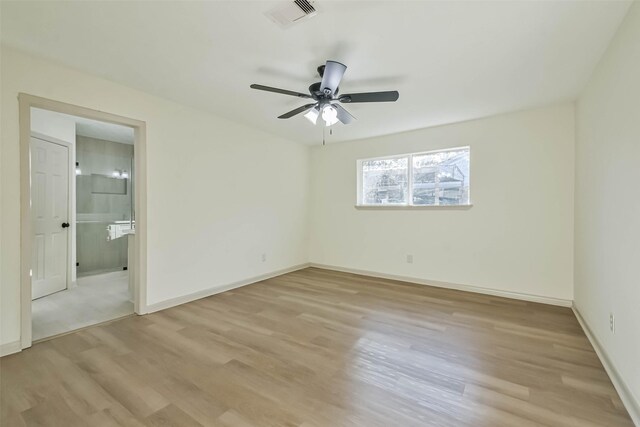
[19,93,148,349]
[30,131,74,298]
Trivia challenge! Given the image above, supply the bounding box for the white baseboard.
[143,263,311,314]
[309,263,573,307]
[0,340,22,357]
[572,306,640,426]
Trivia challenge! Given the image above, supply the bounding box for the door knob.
[61,222,70,228]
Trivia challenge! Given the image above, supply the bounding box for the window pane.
[362,157,408,205]
[412,148,469,206]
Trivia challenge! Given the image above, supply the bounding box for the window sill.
[355,204,473,210]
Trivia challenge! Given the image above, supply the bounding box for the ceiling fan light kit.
[304,106,320,124]
[250,60,399,127]
[321,105,339,126]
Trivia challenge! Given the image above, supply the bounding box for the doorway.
[19,94,147,347]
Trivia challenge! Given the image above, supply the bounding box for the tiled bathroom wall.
[76,136,133,276]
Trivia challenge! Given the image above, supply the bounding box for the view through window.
[359,147,470,206]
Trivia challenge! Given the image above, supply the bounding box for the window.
[361,156,408,205]
[357,147,470,207]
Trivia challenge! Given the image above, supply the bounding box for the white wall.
[574,1,640,418]
[309,104,575,302]
[1,46,310,348]
[31,107,76,144]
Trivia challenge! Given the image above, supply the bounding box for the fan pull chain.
[322,127,333,146]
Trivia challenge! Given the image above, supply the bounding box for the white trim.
[572,306,640,426]
[309,263,573,307]
[30,131,70,145]
[144,263,311,314]
[0,341,22,357]
[355,204,473,210]
[357,145,470,163]
[407,153,414,204]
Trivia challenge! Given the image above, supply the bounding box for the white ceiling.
[33,108,135,144]
[75,116,134,145]
[1,1,631,145]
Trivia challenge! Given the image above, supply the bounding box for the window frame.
[356,146,471,208]
[357,153,410,207]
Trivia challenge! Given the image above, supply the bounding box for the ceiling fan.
[250,60,399,126]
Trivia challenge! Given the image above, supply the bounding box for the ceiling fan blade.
[278,103,318,119]
[339,91,399,103]
[334,104,356,124]
[250,84,312,99]
[320,60,347,96]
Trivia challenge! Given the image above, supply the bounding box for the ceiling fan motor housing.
[309,81,339,99]
[250,59,399,124]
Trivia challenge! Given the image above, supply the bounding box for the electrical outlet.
[406,254,413,264]
[261,253,267,262]
[609,313,615,333]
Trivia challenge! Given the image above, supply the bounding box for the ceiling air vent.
[266,0,317,29]
[294,0,316,15]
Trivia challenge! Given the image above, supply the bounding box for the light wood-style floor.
[1,268,633,426]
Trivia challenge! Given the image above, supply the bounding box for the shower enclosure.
[75,136,134,276]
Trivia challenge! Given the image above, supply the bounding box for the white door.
[31,136,69,300]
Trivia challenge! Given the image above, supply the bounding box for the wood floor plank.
[1,267,634,426]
